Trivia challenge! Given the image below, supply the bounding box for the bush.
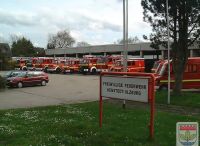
[0,75,6,89]
[7,60,17,70]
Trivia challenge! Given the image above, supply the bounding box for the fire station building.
[45,42,200,59]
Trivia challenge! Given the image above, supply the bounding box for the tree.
[47,30,75,49]
[76,41,90,47]
[11,36,36,57]
[141,0,200,95]
[33,47,45,57]
[115,36,141,44]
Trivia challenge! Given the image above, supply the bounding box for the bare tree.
[47,30,75,49]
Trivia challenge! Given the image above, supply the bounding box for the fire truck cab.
[34,57,54,72]
[15,59,27,70]
[63,58,80,74]
[79,55,98,74]
[110,58,145,72]
[47,59,67,73]
[155,57,200,90]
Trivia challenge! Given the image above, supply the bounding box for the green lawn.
[0,102,199,146]
[156,91,200,108]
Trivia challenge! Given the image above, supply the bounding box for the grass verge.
[0,101,200,146]
[156,91,200,108]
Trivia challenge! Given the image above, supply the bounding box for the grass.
[156,91,200,108]
[0,101,200,146]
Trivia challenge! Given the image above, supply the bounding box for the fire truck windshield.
[97,58,107,63]
[115,61,123,67]
[80,59,89,64]
[157,64,166,76]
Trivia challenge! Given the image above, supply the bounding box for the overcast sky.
[0,0,151,48]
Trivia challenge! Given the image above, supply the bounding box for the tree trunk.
[172,42,188,95]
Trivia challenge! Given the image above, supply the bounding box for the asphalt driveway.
[0,74,99,109]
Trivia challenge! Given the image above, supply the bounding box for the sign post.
[99,72,155,139]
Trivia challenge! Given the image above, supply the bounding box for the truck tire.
[91,68,96,75]
[44,67,48,73]
[56,68,61,74]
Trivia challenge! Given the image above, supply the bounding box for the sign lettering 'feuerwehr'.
[101,76,149,102]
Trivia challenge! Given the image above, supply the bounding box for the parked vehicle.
[155,57,200,90]
[3,70,25,79]
[63,58,80,74]
[110,58,145,72]
[47,59,67,73]
[15,58,29,70]
[34,57,54,72]
[6,71,49,88]
[151,59,164,73]
[79,55,98,74]
[26,58,38,70]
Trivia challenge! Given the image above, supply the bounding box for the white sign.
[101,76,149,102]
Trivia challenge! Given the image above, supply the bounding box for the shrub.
[7,60,17,70]
[0,75,6,89]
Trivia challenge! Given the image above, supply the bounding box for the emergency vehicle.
[155,57,200,90]
[63,58,80,73]
[34,57,54,72]
[151,59,165,73]
[110,58,145,72]
[79,55,98,74]
[15,58,29,70]
[47,59,67,73]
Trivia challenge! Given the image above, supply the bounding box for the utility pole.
[123,0,128,109]
[166,0,170,104]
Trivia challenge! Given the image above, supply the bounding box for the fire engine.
[63,58,80,73]
[151,59,165,73]
[110,58,145,72]
[79,55,122,74]
[47,59,67,73]
[15,58,29,70]
[34,57,54,72]
[79,55,98,74]
[26,58,38,70]
[155,57,200,90]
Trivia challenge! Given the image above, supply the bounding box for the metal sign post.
[123,0,128,108]
[166,0,171,104]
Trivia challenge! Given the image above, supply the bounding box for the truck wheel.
[44,67,48,73]
[17,82,23,88]
[23,67,27,71]
[41,80,46,86]
[70,69,74,74]
[56,68,61,74]
[91,68,96,74]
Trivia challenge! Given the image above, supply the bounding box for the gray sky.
[0,0,151,48]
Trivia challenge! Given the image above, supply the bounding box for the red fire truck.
[34,57,54,72]
[63,58,80,73]
[15,58,29,70]
[79,55,122,74]
[155,57,200,90]
[79,55,98,74]
[151,59,165,73]
[110,58,145,72]
[47,59,67,73]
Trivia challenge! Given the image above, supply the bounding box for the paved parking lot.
[0,74,99,109]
